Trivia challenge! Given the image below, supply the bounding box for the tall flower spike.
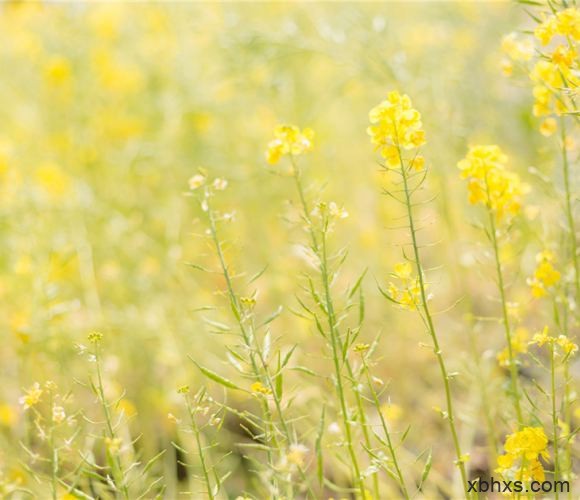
[367,90,426,169]
[458,145,526,222]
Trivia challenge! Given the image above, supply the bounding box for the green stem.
[560,118,580,303]
[205,199,282,495]
[185,396,215,500]
[290,158,367,498]
[397,149,469,494]
[94,345,129,500]
[550,343,560,499]
[49,392,58,500]
[486,206,524,427]
[361,356,409,499]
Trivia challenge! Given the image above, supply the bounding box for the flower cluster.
[368,91,426,169]
[385,262,425,311]
[529,326,579,357]
[527,250,561,298]
[265,124,315,165]
[534,8,580,46]
[458,145,526,221]
[496,427,549,482]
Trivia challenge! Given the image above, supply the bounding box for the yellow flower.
[539,118,557,137]
[534,15,557,45]
[496,427,549,482]
[19,382,43,410]
[386,263,425,311]
[35,163,72,200]
[250,381,271,396]
[265,124,314,165]
[87,331,103,344]
[557,335,578,356]
[380,403,403,422]
[530,325,551,347]
[527,250,560,297]
[501,33,533,61]
[458,145,526,222]
[44,55,72,86]
[286,443,308,467]
[555,8,580,40]
[528,326,577,356]
[497,327,528,367]
[368,91,425,167]
[393,262,412,279]
[104,437,122,455]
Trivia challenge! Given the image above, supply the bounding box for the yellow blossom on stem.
[250,381,271,396]
[367,91,425,168]
[265,124,314,165]
[496,427,549,482]
[385,262,426,311]
[458,145,526,222]
[527,250,561,298]
[19,382,43,410]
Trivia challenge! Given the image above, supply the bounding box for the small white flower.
[212,178,228,191]
[189,174,206,190]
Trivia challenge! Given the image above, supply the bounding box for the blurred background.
[0,2,565,497]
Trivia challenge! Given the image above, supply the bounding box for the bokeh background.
[0,2,570,497]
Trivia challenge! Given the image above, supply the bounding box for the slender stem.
[361,356,409,499]
[397,149,469,494]
[486,207,524,427]
[94,345,129,500]
[560,118,580,303]
[204,199,282,495]
[184,396,214,500]
[49,392,58,500]
[289,158,366,498]
[550,343,560,499]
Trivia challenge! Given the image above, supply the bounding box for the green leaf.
[348,268,367,299]
[189,357,244,391]
[418,449,432,491]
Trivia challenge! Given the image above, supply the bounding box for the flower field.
[1,2,580,498]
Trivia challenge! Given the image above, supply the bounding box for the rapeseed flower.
[527,250,561,298]
[496,427,549,482]
[367,91,425,168]
[458,145,526,221]
[265,124,314,165]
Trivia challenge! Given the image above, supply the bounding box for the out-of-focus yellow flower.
[380,403,403,422]
[286,443,308,467]
[529,326,578,356]
[104,437,122,455]
[458,145,526,222]
[368,91,425,168]
[0,404,16,427]
[19,382,43,410]
[496,427,549,482]
[250,381,271,396]
[497,327,528,367]
[35,163,72,200]
[527,250,560,298]
[539,118,557,137]
[44,55,72,86]
[265,124,314,165]
[117,399,137,418]
[501,33,533,62]
[386,262,425,311]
